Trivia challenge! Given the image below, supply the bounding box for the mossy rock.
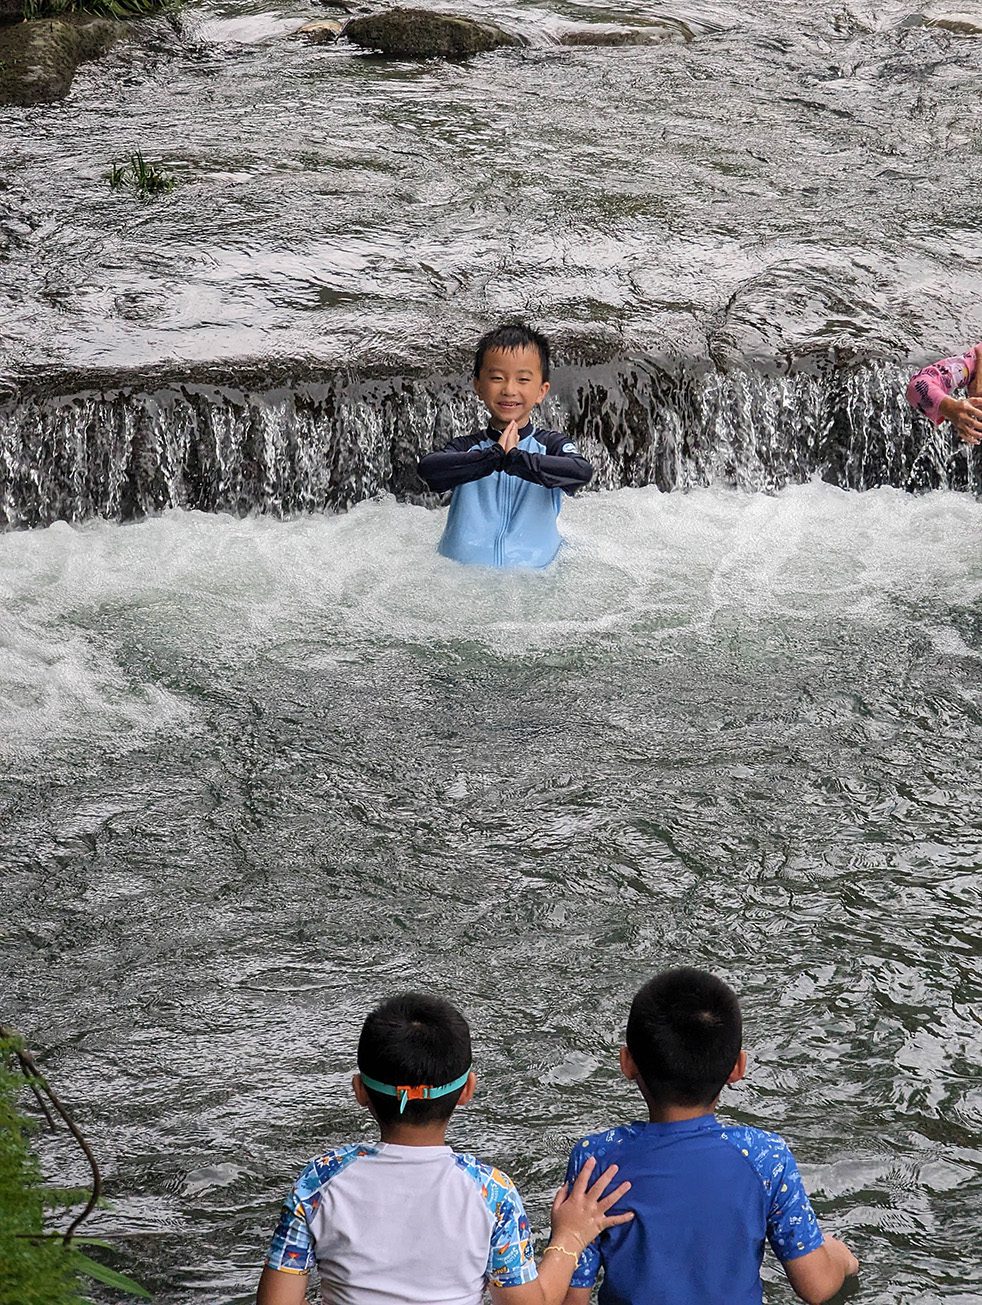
[0,14,124,105]
[343,7,519,58]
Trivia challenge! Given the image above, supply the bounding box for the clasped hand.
[497,420,520,454]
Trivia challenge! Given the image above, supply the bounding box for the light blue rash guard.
[417,422,593,569]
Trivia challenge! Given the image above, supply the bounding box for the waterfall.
[0,357,976,529]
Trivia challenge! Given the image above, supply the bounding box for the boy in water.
[257,992,632,1305]
[418,324,593,568]
[561,969,859,1305]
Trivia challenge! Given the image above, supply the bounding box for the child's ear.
[352,1073,371,1109]
[458,1070,478,1106]
[726,1050,748,1085]
[537,380,550,404]
[619,1045,639,1081]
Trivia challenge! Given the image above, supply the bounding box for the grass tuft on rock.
[110,150,176,199]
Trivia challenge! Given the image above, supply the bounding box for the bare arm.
[782,1235,859,1305]
[256,1266,308,1305]
[490,1250,583,1305]
[489,1158,632,1305]
[907,343,982,442]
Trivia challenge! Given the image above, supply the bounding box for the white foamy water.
[3,484,981,1304]
[1,483,979,756]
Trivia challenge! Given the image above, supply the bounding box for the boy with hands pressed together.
[561,969,859,1305]
[257,993,632,1305]
[418,323,593,569]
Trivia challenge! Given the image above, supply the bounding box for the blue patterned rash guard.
[417,422,593,569]
[564,1116,825,1305]
[264,1141,536,1304]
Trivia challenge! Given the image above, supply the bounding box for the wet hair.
[626,968,743,1108]
[473,323,551,381]
[357,992,472,1125]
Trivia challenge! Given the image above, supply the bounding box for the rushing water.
[1,0,981,378]
[1,486,981,1302]
[3,0,982,1300]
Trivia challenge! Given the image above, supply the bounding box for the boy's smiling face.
[473,344,550,431]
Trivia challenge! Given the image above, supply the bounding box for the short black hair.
[357,992,471,1125]
[626,969,742,1108]
[473,322,551,381]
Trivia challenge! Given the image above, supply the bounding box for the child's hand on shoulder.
[548,1155,633,1255]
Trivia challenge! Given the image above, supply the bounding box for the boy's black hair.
[626,968,742,1108]
[473,323,551,381]
[358,992,471,1125]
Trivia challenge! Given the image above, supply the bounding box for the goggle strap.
[360,1067,472,1115]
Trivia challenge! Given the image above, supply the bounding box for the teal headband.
[360,1067,472,1115]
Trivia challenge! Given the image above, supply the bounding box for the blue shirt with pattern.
[564,1116,824,1304]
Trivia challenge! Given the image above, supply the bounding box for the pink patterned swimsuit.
[906,346,980,425]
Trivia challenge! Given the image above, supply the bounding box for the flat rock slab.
[343,7,520,58]
[558,21,694,47]
[921,7,982,34]
[0,15,124,105]
[898,6,982,33]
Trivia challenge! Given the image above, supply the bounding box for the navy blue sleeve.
[417,433,505,492]
[503,430,593,494]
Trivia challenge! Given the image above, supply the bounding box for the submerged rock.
[920,7,982,34]
[0,15,124,105]
[343,7,519,58]
[298,17,344,43]
[558,21,694,47]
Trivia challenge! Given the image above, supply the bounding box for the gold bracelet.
[543,1245,580,1261]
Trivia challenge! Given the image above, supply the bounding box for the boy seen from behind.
[417,324,593,569]
[257,992,632,1305]
[562,969,859,1305]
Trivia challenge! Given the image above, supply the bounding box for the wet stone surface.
[0,15,124,106]
[342,7,520,58]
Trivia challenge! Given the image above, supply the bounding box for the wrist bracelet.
[544,1244,579,1262]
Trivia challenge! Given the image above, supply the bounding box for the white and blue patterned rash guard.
[264,1141,537,1304]
[564,1116,825,1305]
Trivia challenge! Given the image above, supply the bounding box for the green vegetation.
[109,150,176,199]
[0,1031,151,1305]
[0,1038,82,1305]
[22,0,169,19]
